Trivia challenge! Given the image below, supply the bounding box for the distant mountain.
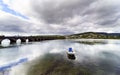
[66,32,120,39]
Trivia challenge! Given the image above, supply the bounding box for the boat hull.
[67,53,76,60]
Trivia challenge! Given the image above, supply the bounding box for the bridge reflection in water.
[0,36,65,75]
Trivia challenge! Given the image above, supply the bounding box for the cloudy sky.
[0,0,120,35]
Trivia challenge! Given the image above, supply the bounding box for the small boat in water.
[67,48,76,60]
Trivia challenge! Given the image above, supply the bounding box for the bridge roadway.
[0,36,59,44]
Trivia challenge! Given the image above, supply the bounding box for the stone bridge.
[0,35,65,44]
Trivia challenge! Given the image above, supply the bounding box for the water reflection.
[16,39,21,45]
[27,53,90,75]
[27,40,120,75]
[1,39,10,47]
[26,39,29,43]
[0,39,120,75]
[27,53,120,75]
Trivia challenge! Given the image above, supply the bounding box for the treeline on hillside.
[29,35,65,39]
[66,32,120,39]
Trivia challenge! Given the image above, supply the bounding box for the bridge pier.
[9,38,16,44]
[0,39,2,45]
[28,38,34,42]
[20,38,26,43]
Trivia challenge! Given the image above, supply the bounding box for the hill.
[66,32,120,39]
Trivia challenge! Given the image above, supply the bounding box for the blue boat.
[67,48,76,60]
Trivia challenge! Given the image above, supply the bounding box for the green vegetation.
[29,35,65,40]
[66,32,120,39]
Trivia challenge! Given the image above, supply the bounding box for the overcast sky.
[0,0,120,35]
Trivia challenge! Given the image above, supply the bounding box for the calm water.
[0,39,120,75]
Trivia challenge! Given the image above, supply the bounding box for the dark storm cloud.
[1,0,120,34]
[82,0,120,26]
[0,24,24,32]
[97,17,119,26]
[31,0,120,27]
[96,11,120,26]
[0,13,31,33]
[31,0,96,24]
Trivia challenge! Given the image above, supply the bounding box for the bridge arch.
[16,39,21,45]
[26,39,29,43]
[1,39,10,47]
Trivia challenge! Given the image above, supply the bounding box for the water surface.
[0,39,120,75]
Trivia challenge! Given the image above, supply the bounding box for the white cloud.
[0,0,120,35]
[0,10,32,34]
